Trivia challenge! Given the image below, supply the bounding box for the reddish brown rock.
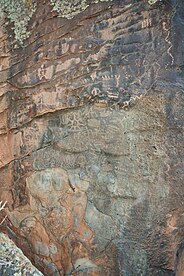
[0,0,184,275]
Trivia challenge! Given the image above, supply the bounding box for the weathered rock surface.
[0,232,43,275]
[0,0,184,275]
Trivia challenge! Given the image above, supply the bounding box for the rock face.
[0,233,43,275]
[0,0,184,275]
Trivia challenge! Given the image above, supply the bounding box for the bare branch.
[0,200,7,211]
[0,200,7,225]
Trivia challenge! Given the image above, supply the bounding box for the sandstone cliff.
[0,0,184,275]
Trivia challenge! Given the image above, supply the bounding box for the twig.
[0,200,7,211]
[0,200,7,225]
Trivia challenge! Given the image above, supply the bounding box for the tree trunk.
[0,0,184,275]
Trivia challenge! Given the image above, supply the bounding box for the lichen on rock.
[50,0,90,19]
[0,0,162,46]
[0,0,112,45]
[50,0,112,19]
[0,233,43,275]
[0,0,36,45]
[147,0,160,5]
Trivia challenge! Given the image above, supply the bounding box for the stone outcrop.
[0,232,43,275]
[0,0,184,275]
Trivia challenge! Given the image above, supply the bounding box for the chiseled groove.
[107,2,141,22]
[11,5,110,63]
[11,27,69,63]
[111,13,144,29]
[15,34,102,60]
[111,8,162,34]
[7,103,84,132]
[78,7,111,21]
[5,74,150,133]
[9,24,152,78]
[1,2,165,134]
[52,53,140,83]
[86,3,139,23]
[15,52,136,89]
[10,23,99,68]
[12,20,70,55]
[10,26,84,68]
[9,24,143,79]
[0,92,7,100]
[0,66,10,74]
[6,79,51,90]
[8,32,150,84]
[113,19,155,37]
[7,46,142,90]
[113,23,143,37]
[8,39,109,80]
[0,131,8,136]
[114,39,151,47]
[0,144,51,171]
[9,3,140,66]
[10,30,70,67]
[114,25,157,42]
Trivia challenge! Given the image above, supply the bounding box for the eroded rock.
[0,0,184,275]
[0,232,43,275]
